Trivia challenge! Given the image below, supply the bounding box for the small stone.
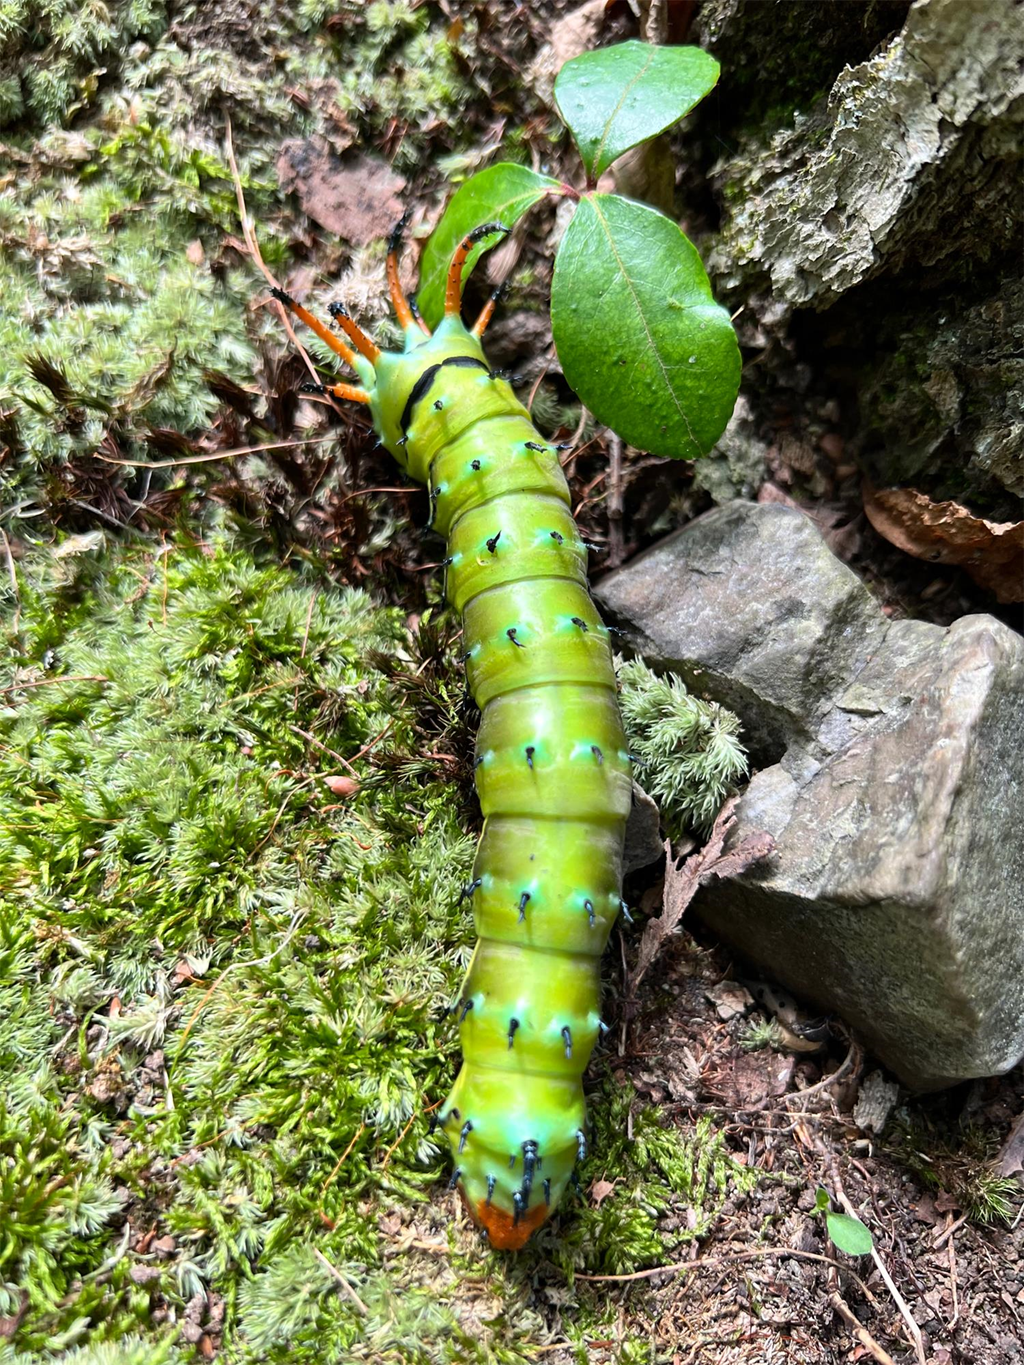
[129,1264,161,1285]
[705,980,754,1020]
[623,782,663,874]
[853,1071,901,1135]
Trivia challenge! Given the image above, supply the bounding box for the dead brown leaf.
[122,347,176,412]
[705,979,754,1021]
[628,798,775,997]
[590,1178,617,1206]
[277,141,406,246]
[0,1295,28,1339]
[714,1051,796,1110]
[863,481,1024,603]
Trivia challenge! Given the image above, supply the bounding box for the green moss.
[0,1339,187,1365]
[0,533,479,1356]
[740,1018,787,1052]
[0,1,169,130]
[888,1113,1021,1227]
[319,1,478,175]
[0,117,279,530]
[0,0,492,534]
[0,535,757,1360]
[556,1087,756,1274]
[617,658,747,834]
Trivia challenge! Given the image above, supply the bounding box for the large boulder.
[691,0,1023,517]
[704,0,1023,313]
[596,502,1024,1090]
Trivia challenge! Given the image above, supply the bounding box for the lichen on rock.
[706,0,1024,311]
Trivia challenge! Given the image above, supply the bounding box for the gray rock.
[859,273,1024,509]
[596,502,1024,1090]
[706,0,1024,311]
[623,781,664,876]
[692,395,769,506]
[854,1072,901,1136]
[597,501,889,762]
[688,0,1023,514]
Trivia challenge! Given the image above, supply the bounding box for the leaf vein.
[591,49,657,177]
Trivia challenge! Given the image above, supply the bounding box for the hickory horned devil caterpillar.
[273,219,631,1250]
[269,40,739,1249]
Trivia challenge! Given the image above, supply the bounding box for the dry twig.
[224,118,333,396]
[311,1246,369,1316]
[577,1244,874,1299]
[93,434,337,470]
[629,798,774,998]
[1,529,20,634]
[830,1162,927,1365]
[606,431,625,568]
[783,1038,858,1106]
[828,1289,897,1365]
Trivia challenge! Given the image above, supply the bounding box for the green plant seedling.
[417,40,738,459]
[815,1186,875,1256]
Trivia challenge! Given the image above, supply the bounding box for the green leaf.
[814,1186,832,1213]
[554,41,719,182]
[418,163,561,326]
[551,194,739,459]
[826,1211,875,1257]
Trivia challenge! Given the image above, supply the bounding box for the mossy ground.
[5,4,1016,1362]
[0,533,754,1362]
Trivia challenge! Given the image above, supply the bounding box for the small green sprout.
[815,1186,874,1256]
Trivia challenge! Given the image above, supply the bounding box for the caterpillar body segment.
[273,230,629,1250]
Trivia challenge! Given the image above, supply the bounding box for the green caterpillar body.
[274,239,630,1248]
[374,317,630,1247]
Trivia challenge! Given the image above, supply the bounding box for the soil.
[599,927,1024,1365]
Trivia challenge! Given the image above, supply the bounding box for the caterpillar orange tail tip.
[470,1192,551,1251]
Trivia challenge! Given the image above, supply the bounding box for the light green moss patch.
[0,122,275,527]
[0,534,477,1357]
[0,535,758,1360]
[617,657,747,834]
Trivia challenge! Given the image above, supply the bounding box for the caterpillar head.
[271,220,521,486]
[370,316,528,484]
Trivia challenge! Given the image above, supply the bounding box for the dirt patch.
[606,921,1024,1364]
